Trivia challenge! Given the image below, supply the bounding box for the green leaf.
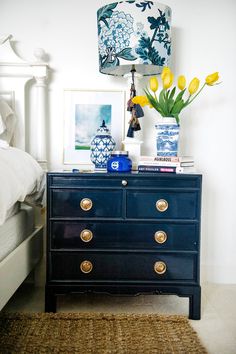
[167,98,175,113]
[175,89,186,103]
[165,87,176,114]
[144,89,165,116]
[159,89,168,116]
[97,3,118,34]
[172,113,180,124]
[138,36,151,49]
[117,48,137,60]
[148,16,161,30]
[171,99,185,115]
[144,90,159,108]
[169,87,176,101]
[97,3,118,23]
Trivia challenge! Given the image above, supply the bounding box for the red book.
[138,165,177,173]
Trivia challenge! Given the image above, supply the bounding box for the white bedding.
[0,147,44,225]
[0,204,34,262]
[5,202,20,220]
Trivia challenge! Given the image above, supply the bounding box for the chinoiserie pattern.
[155,118,180,156]
[90,120,116,169]
[97,1,171,75]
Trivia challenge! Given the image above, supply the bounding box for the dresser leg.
[45,286,57,312]
[189,286,201,320]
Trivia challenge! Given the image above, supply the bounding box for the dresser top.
[48,171,202,178]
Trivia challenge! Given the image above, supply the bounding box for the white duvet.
[0,146,44,225]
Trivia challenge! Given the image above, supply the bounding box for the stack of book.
[138,155,195,173]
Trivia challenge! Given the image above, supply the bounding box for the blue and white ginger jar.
[90,120,116,169]
[155,117,180,156]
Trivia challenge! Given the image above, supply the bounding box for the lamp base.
[122,138,143,170]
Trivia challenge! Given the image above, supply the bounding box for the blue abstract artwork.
[74,104,111,150]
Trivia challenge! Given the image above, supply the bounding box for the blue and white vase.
[90,120,116,169]
[155,117,180,156]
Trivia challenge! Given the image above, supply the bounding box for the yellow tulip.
[205,72,219,86]
[177,75,186,90]
[188,77,200,95]
[161,67,172,80]
[132,95,149,107]
[162,71,174,90]
[149,76,158,92]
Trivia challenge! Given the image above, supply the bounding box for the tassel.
[125,67,144,138]
[133,120,141,131]
[127,99,134,112]
[133,104,144,118]
[127,124,134,138]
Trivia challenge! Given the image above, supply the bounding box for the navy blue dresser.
[45,172,202,319]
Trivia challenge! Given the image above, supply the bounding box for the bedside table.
[45,172,202,319]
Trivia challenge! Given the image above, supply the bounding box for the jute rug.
[0,312,207,354]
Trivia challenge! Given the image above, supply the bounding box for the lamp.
[97,0,171,166]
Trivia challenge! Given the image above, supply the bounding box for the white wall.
[1,0,235,283]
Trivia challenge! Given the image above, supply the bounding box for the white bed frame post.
[31,51,48,171]
[0,35,48,170]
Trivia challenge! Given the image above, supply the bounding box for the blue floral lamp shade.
[97,0,171,76]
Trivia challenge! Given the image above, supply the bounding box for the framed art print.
[64,90,125,165]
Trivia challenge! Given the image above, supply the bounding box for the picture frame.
[64,89,125,165]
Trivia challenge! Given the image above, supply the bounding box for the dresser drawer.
[48,173,201,189]
[49,176,128,188]
[50,221,198,251]
[127,191,199,219]
[50,252,197,282]
[50,189,123,218]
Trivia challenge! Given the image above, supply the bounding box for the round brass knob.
[80,229,93,243]
[80,260,93,273]
[80,198,93,211]
[122,180,128,186]
[154,261,167,275]
[154,231,167,244]
[156,199,168,212]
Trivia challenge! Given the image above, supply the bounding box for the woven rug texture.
[0,312,207,354]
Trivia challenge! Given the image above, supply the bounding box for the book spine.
[138,161,181,167]
[139,156,180,162]
[138,165,180,173]
[139,156,193,163]
[153,157,180,162]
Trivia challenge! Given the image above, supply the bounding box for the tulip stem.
[186,83,206,106]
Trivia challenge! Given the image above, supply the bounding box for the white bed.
[0,35,48,310]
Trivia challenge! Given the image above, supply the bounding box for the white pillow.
[0,99,17,144]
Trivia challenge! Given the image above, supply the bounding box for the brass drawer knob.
[80,229,93,242]
[154,261,167,275]
[80,198,93,211]
[154,231,167,244]
[122,180,128,186]
[80,260,93,273]
[156,199,168,212]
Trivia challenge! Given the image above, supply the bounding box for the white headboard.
[0,35,48,169]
